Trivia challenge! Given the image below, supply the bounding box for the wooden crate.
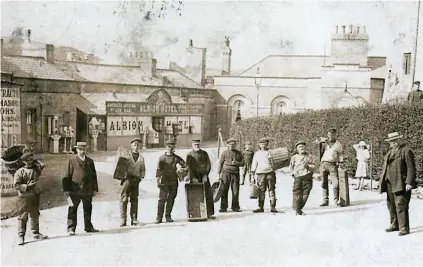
[113,157,130,181]
[185,183,208,222]
[338,168,350,207]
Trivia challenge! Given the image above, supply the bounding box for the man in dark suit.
[62,142,99,235]
[379,132,417,236]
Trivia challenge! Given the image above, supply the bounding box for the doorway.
[152,116,165,147]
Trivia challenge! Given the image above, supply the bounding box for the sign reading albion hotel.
[105,90,204,148]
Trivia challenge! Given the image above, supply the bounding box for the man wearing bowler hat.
[63,142,99,235]
[217,138,244,212]
[186,139,216,219]
[119,138,146,227]
[379,132,417,236]
[318,128,344,207]
[155,139,186,224]
[251,138,280,213]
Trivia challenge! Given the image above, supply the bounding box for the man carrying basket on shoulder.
[251,138,281,213]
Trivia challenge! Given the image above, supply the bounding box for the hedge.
[230,103,423,183]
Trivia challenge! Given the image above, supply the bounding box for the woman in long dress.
[353,141,370,190]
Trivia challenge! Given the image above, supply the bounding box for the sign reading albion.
[106,101,203,115]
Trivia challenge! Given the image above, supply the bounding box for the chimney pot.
[342,25,346,33]
[1,39,3,56]
[356,26,360,33]
[349,25,353,33]
[189,39,193,47]
[27,29,31,43]
[46,44,55,63]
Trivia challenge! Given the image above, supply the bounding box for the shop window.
[46,115,62,135]
[189,116,202,134]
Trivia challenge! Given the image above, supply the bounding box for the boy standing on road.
[120,138,146,227]
[241,141,254,185]
[155,140,186,224]
[14,152,48,245]
[290,141,316,216]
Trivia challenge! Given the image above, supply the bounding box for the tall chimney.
[1,39,3,57]
[189,39,193,47]
[201,48,207,86]
[152,58,157,77]
[342,25,346,33]
[356,26,360,33]
[46,44,55,63]
[27,29,31,43]
[349,25,353,33]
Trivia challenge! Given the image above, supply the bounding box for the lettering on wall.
[106,101,203,115]
[0,87,21,148]
[107,116,151,136]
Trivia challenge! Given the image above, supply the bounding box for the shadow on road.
[410,225,423,234]
[311,206,371,216]
[349,199,385,206]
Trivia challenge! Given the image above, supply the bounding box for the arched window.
[232,100,244,122]
[273,101,287,115]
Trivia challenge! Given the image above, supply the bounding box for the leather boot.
[295,196,303,215]
[333,188,340,206]
[253,199,265,213]
[165,199,175,222]
[270,199,278,213]
[120,201,127,227]
[30,215,40,234]
[320,189,329,206]
[156,200,165,224]
[130,200,140,225]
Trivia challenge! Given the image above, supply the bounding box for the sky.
[1,0,422,74]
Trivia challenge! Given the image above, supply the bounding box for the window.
[403,53,411,75]
[232,100,244,122]
[274,102,287,115]
[26,108,36,139]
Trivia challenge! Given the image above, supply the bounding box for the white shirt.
[321,141,343,163]
[251,150,273,174]
[78,155,86,161]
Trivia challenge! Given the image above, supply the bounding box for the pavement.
[1,148,423,266]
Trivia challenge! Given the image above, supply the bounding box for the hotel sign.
[106,101,204,115]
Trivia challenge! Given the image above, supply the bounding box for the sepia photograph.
[1,0,422,266]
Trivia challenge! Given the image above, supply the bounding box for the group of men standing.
[11,127,417,245]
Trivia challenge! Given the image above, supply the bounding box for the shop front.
[105,90,204,150]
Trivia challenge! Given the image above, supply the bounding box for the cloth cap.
[384,132,403,142]
[295,141,306,147]
[259,138,269,143]
[130,138,142,144]
[76,142,87,147]
[21,152,34,160]
[165,140,176,145]
[226,138,237,144]
[327,128,337,134]
[414,81,420,85]
[192,139,201,144]
[245,141,252,145]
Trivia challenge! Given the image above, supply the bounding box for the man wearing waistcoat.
[251,138,280,213]
[319,128,344,207]
[217,138,244,212]
[186,139,216,219]
[62,142,99,235]
[120,138,146,227]
[155,139,186,224]
[379,132,417,236]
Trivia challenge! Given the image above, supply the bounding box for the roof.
[81,93,188,114]
[156,69,202,89]
[56,61,203,88]
[239,55,328,78]
[238,55,387,78]
[2,55,75,80]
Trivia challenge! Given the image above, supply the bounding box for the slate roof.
[1,55,74,80]
[238,55,387,78]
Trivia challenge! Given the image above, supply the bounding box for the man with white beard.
[186,140,216,219]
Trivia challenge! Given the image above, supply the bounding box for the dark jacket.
[156,153,186,185]
[218,149,245,174]
[379,144,417,194]
[243,149,255,164]
[186,150,211,179]
[62,155,98,195]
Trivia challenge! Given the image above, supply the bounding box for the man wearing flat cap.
[186,139,215,219]
[407,81,422,103]
[155,139,186,223]
[251,138,279,213]
[241,141,255,185]
[318,128,344,207]
[379,132,417,236]
[217,138,245,212]
[62,142,99,235]
[119,138,146,227]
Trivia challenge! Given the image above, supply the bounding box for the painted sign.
[1,163,16,196]
[1,87,21,148]
[106,101,204,115]
[107,116,151,136]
